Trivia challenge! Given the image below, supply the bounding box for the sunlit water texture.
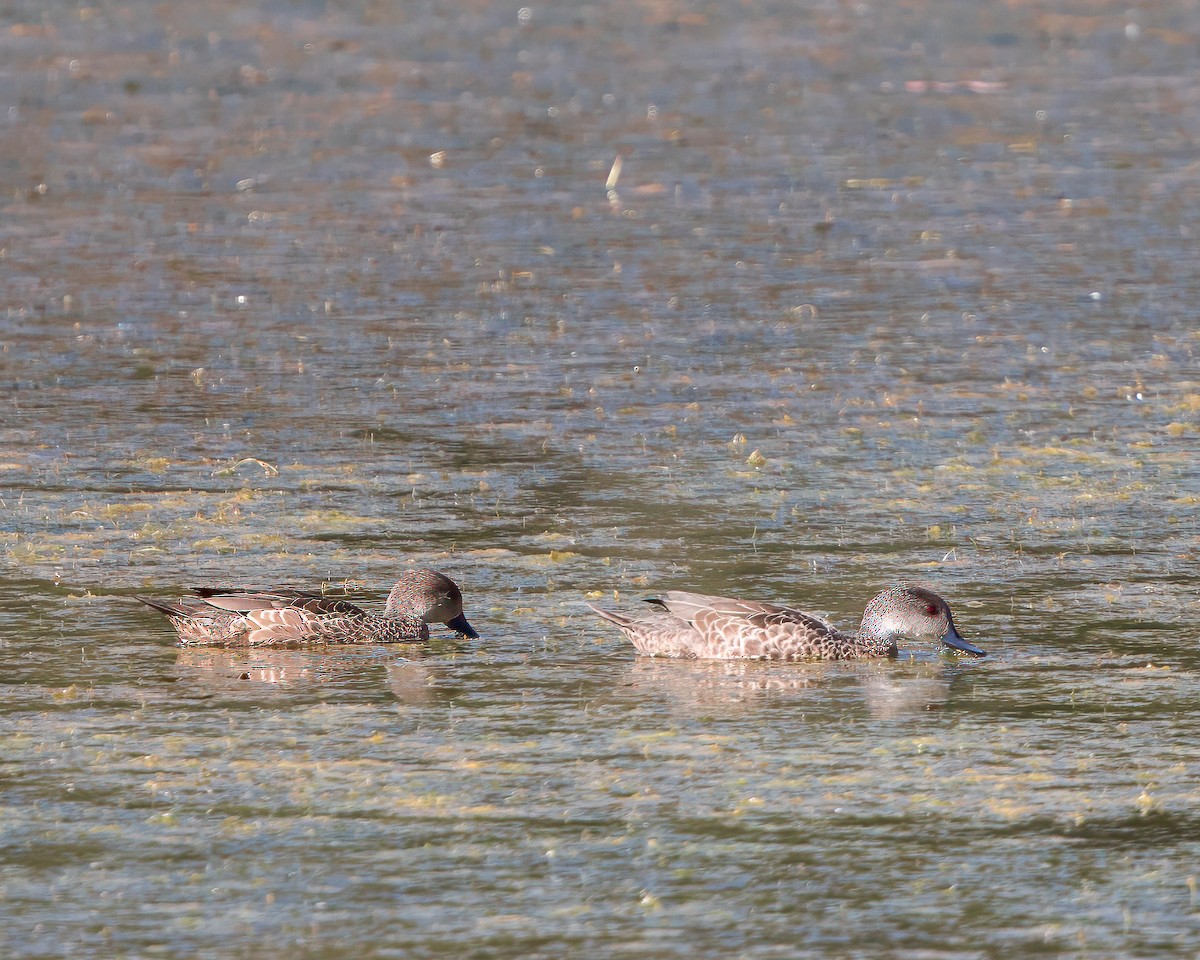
[3,0,1200,957]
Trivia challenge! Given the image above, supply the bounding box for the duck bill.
[445,613,479,639]
[942,625,986,657]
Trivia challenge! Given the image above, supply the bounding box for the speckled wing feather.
[228,605,350,645]
[688,606,853,660]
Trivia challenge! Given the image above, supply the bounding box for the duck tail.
[587,602,630,627]
[133,595,187,618]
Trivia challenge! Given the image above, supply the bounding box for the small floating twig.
[606,154,622,208]
[213,457,279,478]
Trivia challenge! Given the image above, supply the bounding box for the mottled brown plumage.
[590,585,984,661]
[137,569,478,646]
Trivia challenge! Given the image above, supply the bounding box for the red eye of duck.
[924,603,938,616]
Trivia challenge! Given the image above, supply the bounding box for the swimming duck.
[589,584,984,661]
[137,568,478,646]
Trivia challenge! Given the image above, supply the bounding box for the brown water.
[3,1,1200,957]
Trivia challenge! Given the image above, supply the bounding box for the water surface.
[3,1,1200,956]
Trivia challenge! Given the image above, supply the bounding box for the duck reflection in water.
[174,646,439,708]
[621,657,966,718]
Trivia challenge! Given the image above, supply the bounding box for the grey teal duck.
[589,584,984,661]
[137,568,478,646]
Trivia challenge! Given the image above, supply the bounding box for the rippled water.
[4,1,1200,956]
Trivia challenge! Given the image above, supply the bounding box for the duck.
[136,568,478,646]
[589,584,984,661]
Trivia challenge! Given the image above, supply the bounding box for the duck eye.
[924,603,938,616]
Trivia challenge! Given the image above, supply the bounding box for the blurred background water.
[2,1,1200,957]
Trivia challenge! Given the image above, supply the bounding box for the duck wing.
[189,587,368,618]
[652,591,834,632]
[641,593,846,660]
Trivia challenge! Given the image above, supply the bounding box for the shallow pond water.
[3,1,1200,957]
